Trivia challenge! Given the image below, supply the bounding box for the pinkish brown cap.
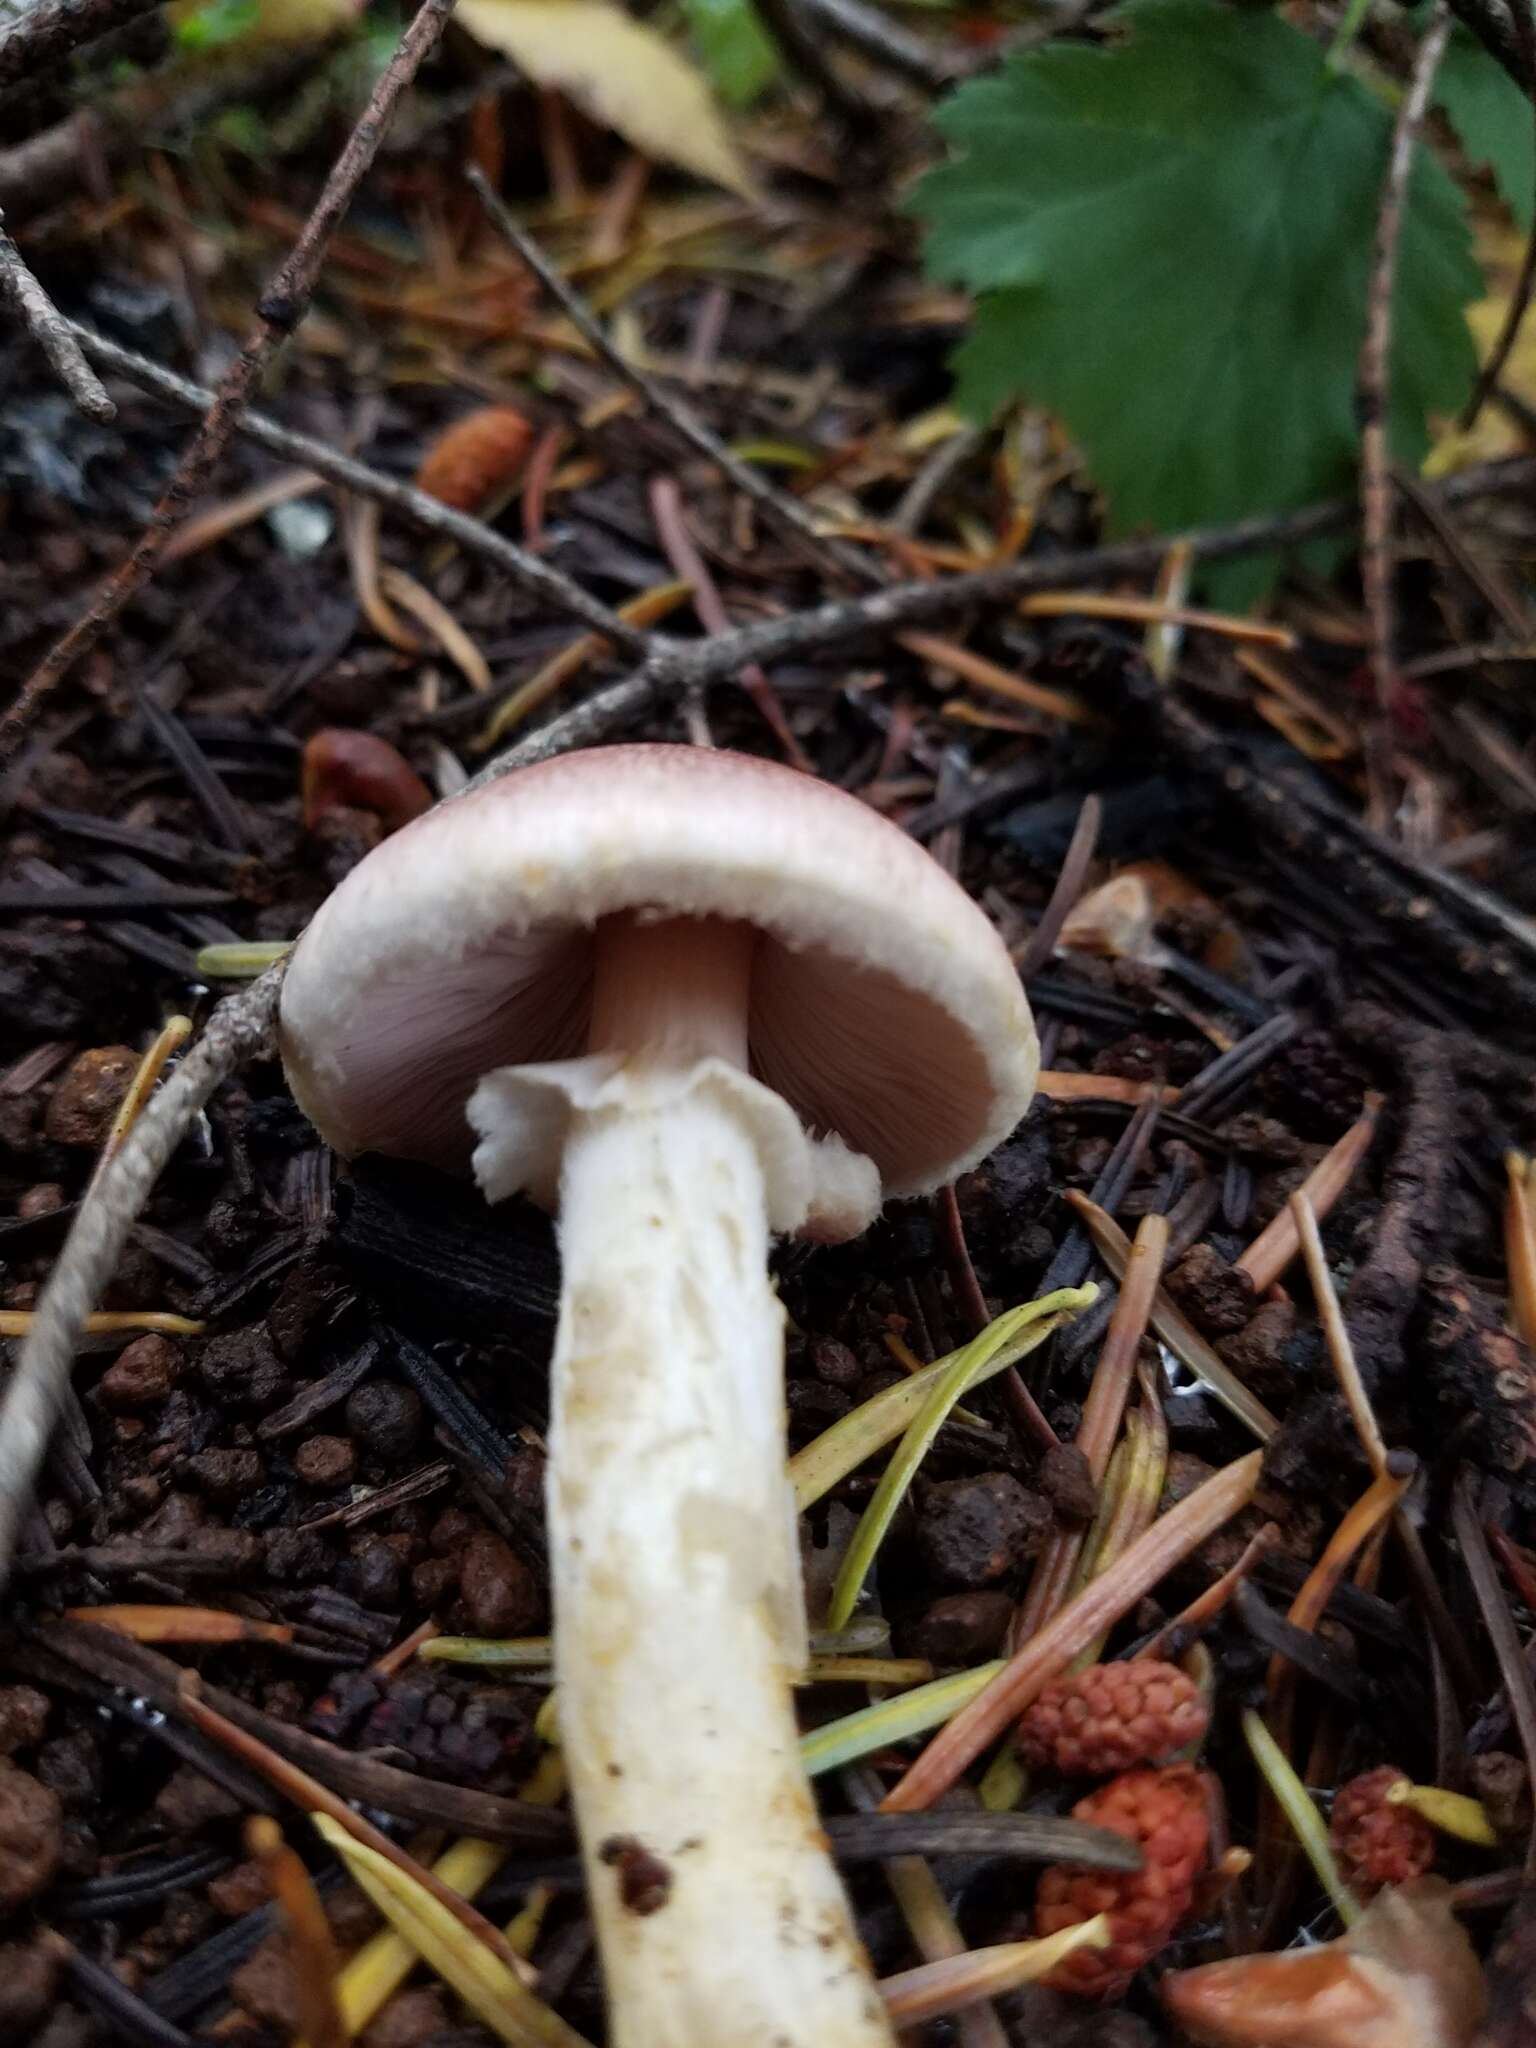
[279,744,1038,1200]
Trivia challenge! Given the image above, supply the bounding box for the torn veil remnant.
[278,743,1039,2048]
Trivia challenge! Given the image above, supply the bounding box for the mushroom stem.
[533,927,892,2047]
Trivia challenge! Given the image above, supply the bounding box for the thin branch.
[1462,0,1536,427]
[0,967,284,1595]
[456,450,1536,782]
[64,323,648,649]
[0,0,458,766]
[0,207,113,419]
[1358,4,1450,745]
[465,165,880,587]
[0,0,160,87]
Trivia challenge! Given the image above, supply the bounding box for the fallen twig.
[0,967,283,1594]
[0,208,114,420]
[0,0,458,765]
[65,323,643,650]
[0,0,161,85]
[1357,4,1450,769]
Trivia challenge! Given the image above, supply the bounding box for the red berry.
[1037,1764,1209,1998]
[1329,1766,1435,1896]
[1018,1659,1208,1776]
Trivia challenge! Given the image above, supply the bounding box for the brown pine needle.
[379,565,491,693]
[476,580,694,750]
[1505,1153,1536,1350]
[895,630,1102,726]
[881,1450,1264,1811]
[175,1673,534,1982]
[246,1815,346,2048]
[1235,1095,1382,1292]
[160,472,325,565]
[1019,591,1295,646]
[1064,1192,1278,1441]
[64,1605,294,1647]
[1037,1071,1177,1106]
[1015,1214,1169,1642]
[1134,1521,1282,1663]
[1290,1191,1388,1475]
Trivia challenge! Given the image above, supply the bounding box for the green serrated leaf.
[683,0,779,106]
[913,0,1481,568]
[1436,25,1534,231]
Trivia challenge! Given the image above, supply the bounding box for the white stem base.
[548,1070,894,2048]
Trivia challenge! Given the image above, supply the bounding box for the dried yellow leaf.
[454,0,755,198]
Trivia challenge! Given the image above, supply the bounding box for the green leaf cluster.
[913,0,1483,581]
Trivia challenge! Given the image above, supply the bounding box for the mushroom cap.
[279,744,1038,1199]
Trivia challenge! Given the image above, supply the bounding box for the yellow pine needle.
[824,1289,1098,1632]
[310,1815,591,2048]
[195,941,292,979]
[95,1016,190,1173]
[379,564,491,693]
[1386,1779,1500,1847]
[1242,1709,1360,1926]
[800,1663,1004,1779]
[977,1742,1029,1814]
[879,1916,1111,2024]
[428,1642,932,1687]
[423,1636,554,1668]
[1505,1153,1536,1350]
[324,1836,507,2043]
[505,1882,556,1958]
[884,1331,987,1430]
[1019,591,1295,646]
[790,1291,1094,1514]
[0,1310,203,1337]
[476,580,694,750]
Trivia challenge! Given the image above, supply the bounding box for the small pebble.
[459,1532,543,1638]
[199,1326,288,1411]
[0,1936,61,2034]
[1038,1442,1098,1526]
[430,1507,478,1557]
[349,1539,403,1611]
[0,1762,63,1914]
[899,1590,1014,1663]
[810,1338,863,1390]
[16,1184,65,1221]
[153,1765,242,1835]
[34,1733,98,1813]
[411,1556,459,1609]
[917,1473,1051,1586]
[345,1381,422,1462]
[362,1986,449,2048]
[0,1688,48,1758]
[97,1335,180,1410]
[208,1859,271,1918]
[186,1447,265,1502]
[42,1046,138,1147]
[264,1528,333,1584]
[295,1434,356,1489]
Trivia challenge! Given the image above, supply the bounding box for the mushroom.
[278,743,1039,2048]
